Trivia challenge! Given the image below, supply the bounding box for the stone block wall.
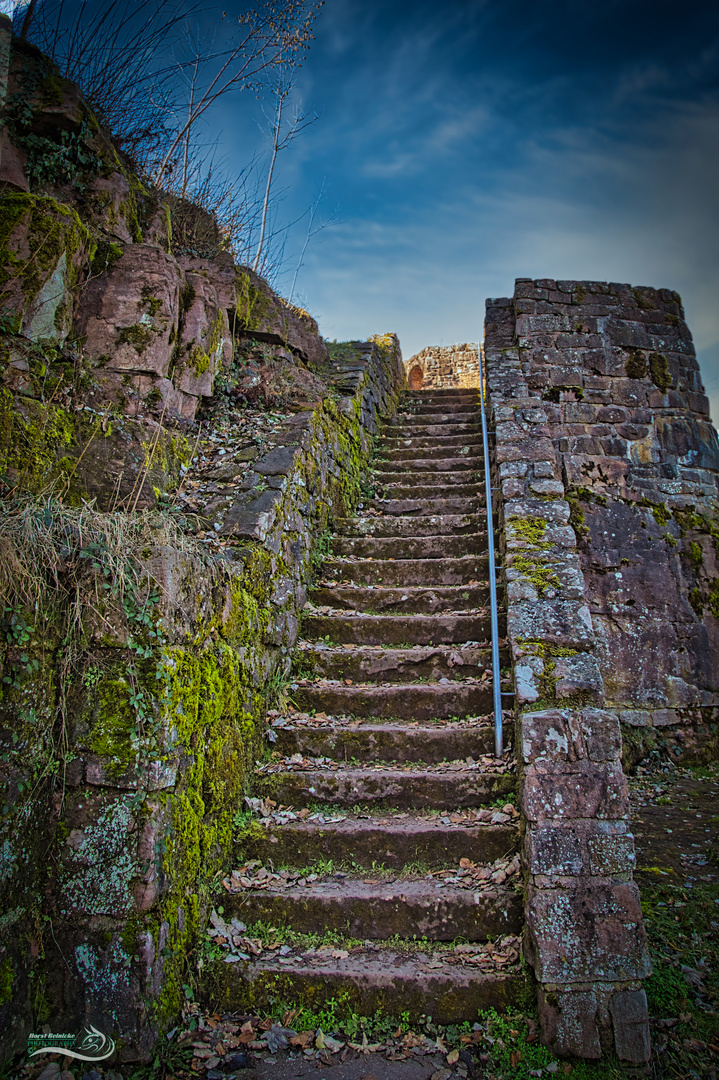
[0,338,405,1061]
[485,290,653,1062]
[405,343,479,389]
[506,279,719,754]
[486,278,719,1059]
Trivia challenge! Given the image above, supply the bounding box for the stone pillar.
[484,293,652,1062]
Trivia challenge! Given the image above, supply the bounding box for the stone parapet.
[485,291,652,1062]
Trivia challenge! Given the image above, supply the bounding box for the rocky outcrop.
[0,29,329,509]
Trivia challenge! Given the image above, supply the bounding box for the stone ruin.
[405,343,480,389]
[1,17,719,1071]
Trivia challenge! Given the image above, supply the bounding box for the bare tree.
[252,80,316,271]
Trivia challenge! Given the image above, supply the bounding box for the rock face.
[485,278,719,1063]
[0,31,329,508]
[405,343,480,389]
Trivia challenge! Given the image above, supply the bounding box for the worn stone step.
[380,440,483,461]
[404,388,478,399]
[331,533,485,560]
[376,482,483,501]
[297,644,493,683]
[255,763,516,809]
[236,813,519,870]
[383,421,481,439]
[373,456,483,473]
[310,584,490,614]
[335,513,482,538]
[223,878,522,942]
[272,718,509,761]
[363,496,484,516]
[392,411,479,428]
[294,681,495,720]
[321,555,488,587]
[301,612,491,645]
[395,399,479,410]
[206,944,525,1023]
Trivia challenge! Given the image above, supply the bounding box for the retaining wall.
[0,338,405,1061]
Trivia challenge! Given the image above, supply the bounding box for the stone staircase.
[212,387,525,1022]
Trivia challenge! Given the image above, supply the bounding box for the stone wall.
[486,278,719,1060]
[405,343,479,389]
[0,338,405,1061]
[485,291,649,1063]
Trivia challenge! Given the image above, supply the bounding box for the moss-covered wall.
[0,336,405,1062]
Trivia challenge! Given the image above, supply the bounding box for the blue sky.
[213,0,719,419]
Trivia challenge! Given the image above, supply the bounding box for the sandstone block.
[526,881,651,983]
[618,710,651,727]
[522,760,628,821]
[609,989,651,1063]
[537,987,601,1058]
[521,707,620,765]
[553,654,604,700]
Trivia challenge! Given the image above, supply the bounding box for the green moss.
[689,542,703,571]
[235,270,270,331]
[709,579,719,620]
[510,553,560,594]
[649,351,672,393]
[0,192,91,327]
[90,239,123,277]
[510,517,550,546]
[0,956,14,1005]
[0,387,90,496]
[142,294,164,317]
[689,587,703,618]
[566,496,588,538]
[625,351,647,379]
[87,674,137,776]
[573,284,585,303]
[116,323,154,354]
[187,344,210,376]
[633,287,656,311]
[639,497,671,527]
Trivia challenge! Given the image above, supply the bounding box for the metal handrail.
[477,344,503,757]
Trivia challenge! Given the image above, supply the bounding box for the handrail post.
[477,344,503,757]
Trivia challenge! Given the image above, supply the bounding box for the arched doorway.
[409,365,423,389]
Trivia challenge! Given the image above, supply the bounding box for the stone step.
[320,555,488,587]
[330,533,486,560]
[362,496,484,516]
[293,681,495,720]
[398,402,478,416]
[383,421,481,439]
[392,411,479,427]
[297,644,493,683]
[271,718,509,761]
[207,943,524,1023]
[300,612,491,645]
[373,455,483,473]
[236,812,519,870]
[222,877,522,942]
[255,762,516,809]
[310,584,490,614]
[335,513,482,538]
[380,440,483,461]
[402,390,478,401]
[375,482,483,501]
